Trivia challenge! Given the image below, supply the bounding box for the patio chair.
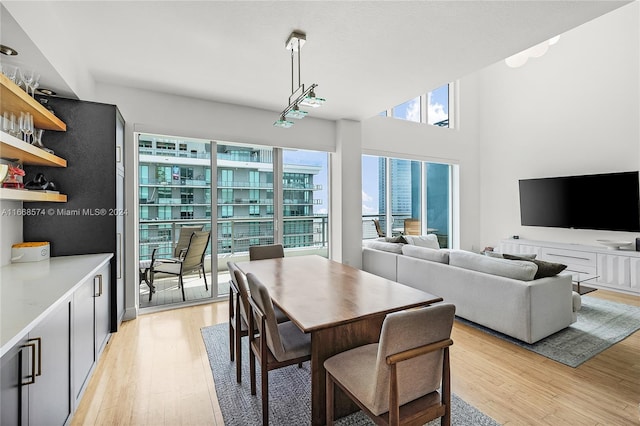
[149,230,211,301]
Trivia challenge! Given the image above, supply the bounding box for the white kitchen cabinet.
[499,239,640,295]
[0,254,113,425]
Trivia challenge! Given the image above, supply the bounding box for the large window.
[362,155,452,248]
[282,149,329,256]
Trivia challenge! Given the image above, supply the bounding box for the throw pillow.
[404,234,440,249]
[385,236,407,244]
[502,254,567,279]
[401,245,450,264]
[484,251,537,260]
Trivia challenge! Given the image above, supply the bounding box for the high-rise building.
[138,136,323,261]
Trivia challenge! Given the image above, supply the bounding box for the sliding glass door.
[138,134,213,308]
[137,134,330,310]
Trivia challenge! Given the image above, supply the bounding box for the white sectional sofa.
[362,238,579,344]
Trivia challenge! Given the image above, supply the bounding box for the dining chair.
[324,303,456,426]
[227,262,290,383]
[248,243,285,261]
[246,272,311,426]
[149,231,211,302]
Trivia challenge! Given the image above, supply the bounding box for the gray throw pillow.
[484,251,536,260]
[385,236,407,244]
[503,254,567,279]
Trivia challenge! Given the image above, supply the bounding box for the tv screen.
[519,171,640,232]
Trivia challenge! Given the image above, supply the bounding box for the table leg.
[310,315,385,426]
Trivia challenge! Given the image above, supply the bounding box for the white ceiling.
[1,1,631,121]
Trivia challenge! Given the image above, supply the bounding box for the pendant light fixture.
[273,31,326,128]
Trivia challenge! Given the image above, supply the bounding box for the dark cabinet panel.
[24,97,125,332]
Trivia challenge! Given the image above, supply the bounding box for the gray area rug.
[201,323,499,426]
[456,295,640,367]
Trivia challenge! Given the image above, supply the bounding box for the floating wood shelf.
[0,131,66,167]
[0,188,67,202]
[0,74,66,131]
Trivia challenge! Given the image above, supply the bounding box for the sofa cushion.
[403,234,440,249]
[449,250,538,281]
[401,245,450,264]
[503,254,567,279]
[362,240,404,254]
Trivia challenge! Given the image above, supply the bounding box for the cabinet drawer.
[540,247,596,267]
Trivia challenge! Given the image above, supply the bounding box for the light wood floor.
[71,289,640,426]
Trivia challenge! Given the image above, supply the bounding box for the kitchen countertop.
[0,253,113,357]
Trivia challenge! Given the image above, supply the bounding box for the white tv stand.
[499,239,640,295]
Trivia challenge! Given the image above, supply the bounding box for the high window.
[384,83,453,128]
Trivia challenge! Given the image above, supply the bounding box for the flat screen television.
[519,171,640,232]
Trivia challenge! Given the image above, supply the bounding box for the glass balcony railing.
[139,215,330,263]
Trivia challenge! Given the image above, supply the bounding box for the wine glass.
[30,73,41,97]
[24,113,34,143]
[20,69,34,95]
[3,65,18,84]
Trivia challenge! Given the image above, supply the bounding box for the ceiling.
[1,1,631,122]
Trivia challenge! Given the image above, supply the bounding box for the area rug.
[201,323,499,426]
[456,296,640,367]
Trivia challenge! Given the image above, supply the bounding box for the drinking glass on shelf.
[2,112,10,134]
[20,69,34,95]
[7,113,19,138]
[19,112,33,143]
[2,64,18,84]
[25,113,34,143]
[30,74,41,97]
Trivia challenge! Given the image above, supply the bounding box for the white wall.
[476,2,639,249]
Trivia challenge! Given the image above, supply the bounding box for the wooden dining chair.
[248,243,284,261]
[227,262,290,384]
[324,303,456,426]
[246,272,311,426]
[227,261,251,383]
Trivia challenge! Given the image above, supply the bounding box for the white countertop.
[0,253,113,357]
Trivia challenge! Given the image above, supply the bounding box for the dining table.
[236,255,443,425]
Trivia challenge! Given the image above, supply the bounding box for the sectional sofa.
[362,236,579,344]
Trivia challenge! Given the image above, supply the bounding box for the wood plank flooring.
[71,289,640,426]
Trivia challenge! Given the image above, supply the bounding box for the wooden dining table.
[236,255,443,425]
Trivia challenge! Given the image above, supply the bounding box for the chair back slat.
[174,225,204,257]
[246,273,285,358]
[249,244,284,261]
[181,231,210,271]
[227,262,251,321]
[370,303,455,415]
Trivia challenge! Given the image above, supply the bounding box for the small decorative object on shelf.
[25,172,58,192]
[2,164,25,188]
[32,128,54,154]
